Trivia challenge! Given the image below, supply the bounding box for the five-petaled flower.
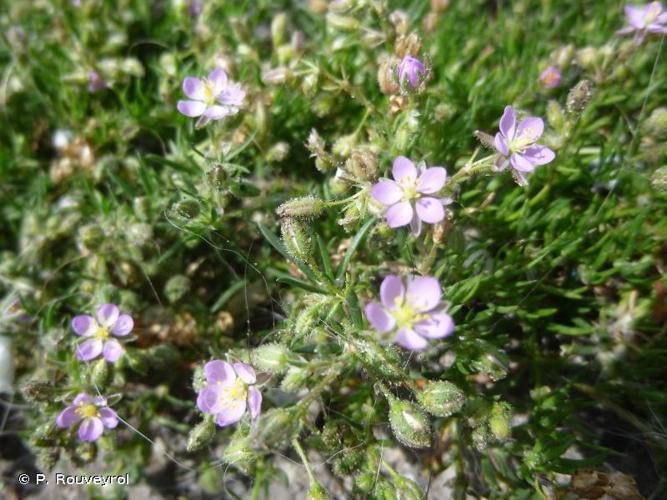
[196,360,262,427]
[71,304,134,363]
[493,105,556,186]
[617,2,667,44]
[397,55,427,90]
[56,393,118,442]
[177,68,245,128]
[539,66,561,89]
[365,275,455,351]
[371,156,451,236]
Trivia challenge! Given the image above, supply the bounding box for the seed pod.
[164,275,191,303]
[355,340,404,381]
[281,366,309,391]
[387,396,432,448]
[172,199,200,219]
[546,100,566,132]
[415,380,465,417]
[488,402,512,441]
[326,14,359,31]
[276,196,325,219]
[332,133,358,158]
[249,408,303,450]
[566,79,594,116]
[346,148,379,181]
[378,56,399,95]
[281,218,313,263]
[206,164,227,189]
[223,430,256,474]
[271,12,288,48]
[186,418,216,452]
[252,343,290,373]
[90,358,110,387]
[77,224,105,252]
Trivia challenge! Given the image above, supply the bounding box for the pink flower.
[365,275,454,350]
[196,360,262,427]
[539,66,561,89]
[56,393,118,442]
[493,106,556,186]
[617,2,667,44]
[71,304,134,363]
[177,68,245,128]
[371,156,452,236]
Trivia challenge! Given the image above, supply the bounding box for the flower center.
[645,4,661,24]
[398,177,421,201]
[76,403,100,419]
[217,379,247,408]
[391,296,427,330]
[508,128,538,154]
[94,325,110,340]
[202,79,217,106]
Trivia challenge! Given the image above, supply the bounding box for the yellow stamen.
[76,402,100,419]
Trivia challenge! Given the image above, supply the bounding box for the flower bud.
[332,133,358,158]
[77,224,105,252]
[378,56,399,95]
[206,164,227,189]
[651,166,667,192]
[172,199,201,219]
[223,430,256,473]
[302,73,319,97]
[281,366,309,391]
[643,107,667,139]
[281,218,313,263]
[262,66,291,85]
[546,100,566,132]
[252,343,290,373]
[415,380,465,417]
[266,142,290,163]
[488,402,512,441]
[271,12,288,48]
[387,396,431,448]
[277,196,325,219]
[575,47,597,69]
[566,79,594,116]
[346,148,379,181]
[186,418,216,452]
[326,14,359,31]
[250,408,303,450]
[164,275,191,303]
[90,358,110,387]
[308,483,331,500]
[355,340,404,380]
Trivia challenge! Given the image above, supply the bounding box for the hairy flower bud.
[546,100,566,132]
[276,196,325,219]
[206,164,227,189]
[326,13,359,31]
[388,396,431,448]
[91,358,110,387]
[252,343,290,373]
[281,366,309,391]
[332,133,358,158]
[186,418,216,452]
[271,12,288,48]
[281,218,313,263]
[164,275,191,303]
[378,56,400,95]
[488,402,512,441]
[643,107,667,138]
[416,380,465,417]
[566,79,594,116]
[266,142,290,163]
[250,408,303,450]
[262,66,291,85]
[77,224,105,252]
[346,148,379,181]
[651,166,667,192]
[20,379,55,402]
[223,430,256,473]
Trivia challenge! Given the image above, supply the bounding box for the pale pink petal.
[102,339,124,363]
[197,385,225,414]
[415,197,444,224]
[386,201,413,228]
[416,167,447,194]
[392,156,417,183]
[395,328,428,350]
[215,400,246,427]
[56,406,81,428]
[99,408,119,429]
[626,5,646,28]
[71,315,96,336]
[499,105,516,139]
[177,100,207,117]
[406,276,442,312]
[380,275,405,309]
[111,314,133,336]
[233,362,256,384]
[371,180,404,205]
[364,302,396,333]
[494,133,509,156]
[78,417,104,442]
[208,68,228,96]
[96,304,119,328]
[414,313,455,339]
[410,210,422,236]
[522,145,555,166]
[204,360,236,385]
[76,338,103,361]
[247,387,262,420]
[515,117,544,143]
[182,77,206,100]
[73,393,92,405]
[204,105,231,120]
[510,153,536,173]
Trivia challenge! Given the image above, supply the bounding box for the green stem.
[292,439,317,485]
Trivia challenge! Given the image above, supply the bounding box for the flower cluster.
[56,393,118,442]
[196,360,262,427]
[371,156,451,235]
[71,304,134,363]
[365,275,454,350]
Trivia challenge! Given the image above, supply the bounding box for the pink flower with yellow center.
[56,393,118,442]
[71,304,134,363]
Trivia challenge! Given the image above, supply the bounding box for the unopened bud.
[271,12,288,48]
[566,79,594,115]
[488,402,512,441]
[387,395,431,448]
[546,100,566,131]
[643,107,667,138]
[651,166,667,192]
[332,133,358,158]
[77,224,105,252]
[250,408,302,450]
[173,199,201,219]
[206,164,227,189]
[575,47,597,69]
[164,275,191,303]
[474,130,496,149]
[262,66,291,85]
[281,218,313,262]
[223,430,256,473]
[267,142,290,163]
[308,482,332,500]
[277,196,325,219]
[346,149,379,181]
[416,380,465,417]
[91,358,110,386]
[302,73,319,97]
[187,418,216,452]
[252,343,290,373]
[326,14,359,31]
[281,366,309,391]
[551,44,574,68]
